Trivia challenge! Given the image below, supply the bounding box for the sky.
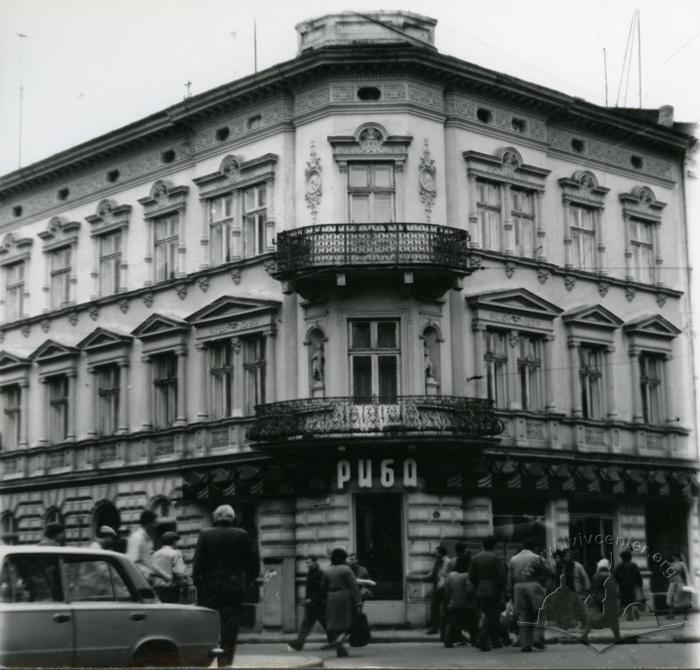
[0,0,699,425]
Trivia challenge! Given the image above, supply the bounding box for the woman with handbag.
[666,552,691,619]
[322,548,361,657]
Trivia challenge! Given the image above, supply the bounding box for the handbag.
[349,612,371,647]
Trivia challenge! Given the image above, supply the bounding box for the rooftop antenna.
[637,9,642,108]
[253,19,258,73]
[230,31,237,78]
[603,47,609,106]
[184,80,192,99]
[16,33,27,168]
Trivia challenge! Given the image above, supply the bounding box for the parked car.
[0,545,221,667]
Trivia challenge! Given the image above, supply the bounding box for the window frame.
[569,203,598,272]
[208,339,234,419]
[47,374,69,444]
[242,334,266,414]
[208,194,235,266]
[96,363,120,436]
[4,261,25,322]
[348,319,401,403]
[152,351,178,429]
[1,383,22,450]
[48,245,72,310]
[98,230,122,296]
[578,344,605,420]
[639,352,664,425]
[152,214,179,284]
[347,162,396,224]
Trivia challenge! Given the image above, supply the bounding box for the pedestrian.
[614,550,644,620]
[582,558,621,644]
[89,525,118,550]
[469,535,506,651]
[192,505,253,666]
[321,548,361,658]
[347,552,375,601]
[127,510,169,584]
[426,546,449,634]
[508,539,546,652]
[443,554,479,647]
[665,552,691,619]
[288,556,327,651]
[152,531,190,603]
[39,522,66,546]
[446,541,470,573]
[561,548,590,598]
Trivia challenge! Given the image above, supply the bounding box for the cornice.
[0,45,692,200]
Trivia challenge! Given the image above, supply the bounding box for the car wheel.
[131,642,180,668]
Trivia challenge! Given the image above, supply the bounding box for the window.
[153,214,178,282]
[349,320,399,402]
[4,261,24,321]
[569,205,597,271]
[4,555,63,602]
[518,335,542,411]
[47,375,68,443]
[208,195,234,265]
[1,513,18,546]
[153,353,177,428]
[348,163,395,223]
[476,180,501,251]
[512,189,536,258]
[209,340,233,419]
[485,331,508,408]
[630,219,655,284]
[243,335,265,414]
[579,346,604,420]
[99,231,121,295]
[49,247,71,309]
[63,557,132,602]
[640,353,664,424]
[96,365,120,436]
[1,385,21,450]
[243,185,267,256]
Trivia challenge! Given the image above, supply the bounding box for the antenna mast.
[253,19,258,73]
[637,9,642,107]
[17,33,27,168]
[603,47,608,106]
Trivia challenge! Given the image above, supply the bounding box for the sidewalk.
[238,611,700,646]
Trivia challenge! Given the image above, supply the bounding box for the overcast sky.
[0,0,698,175]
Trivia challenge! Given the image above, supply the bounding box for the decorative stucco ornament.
[304,142,322,223]
[418,140,437,222]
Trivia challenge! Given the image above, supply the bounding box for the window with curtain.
[208,194,234,265]
[569,204,597,271]
[209,340,233,419]
[1,384,21,450]
[579,346,604,420]
[243,184,267,257]
[96,364,120,436]
[476,180,502,251]
[153,214,178,282]
[243,335,266,414]
[512,188,536,258]
[153,352,177,428]
[640,353,664,425]
[4,261,25,321]
[485,330,508,408]
[349,320,400,403]
[99,231,122,296]
[518,335,542,411]
[49,247,71,310]
[348,163,395,223]
[630,218,655,284]
[47,375,68,443]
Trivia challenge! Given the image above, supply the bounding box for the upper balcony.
[246,395,503,448]
[272,223,470,299]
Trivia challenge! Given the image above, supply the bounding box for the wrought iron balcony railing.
[246,395,503,443]
[273,223,469,278]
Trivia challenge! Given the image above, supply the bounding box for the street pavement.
[233,641,700,668]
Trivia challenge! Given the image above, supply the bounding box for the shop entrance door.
[569,514,614,577]
[355,493,403,600]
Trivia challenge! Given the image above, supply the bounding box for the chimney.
[658,105,674,128]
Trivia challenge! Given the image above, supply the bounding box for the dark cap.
[161,531,180,545]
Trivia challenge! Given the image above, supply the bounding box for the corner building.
[0,12,697,630]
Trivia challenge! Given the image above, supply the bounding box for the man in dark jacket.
[192,505,253,666]
[614,550,644,620]
[288,556,326,651]
[469,535,506,651]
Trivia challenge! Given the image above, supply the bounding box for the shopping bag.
[349,612,371,647]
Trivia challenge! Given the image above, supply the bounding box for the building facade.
[0,11,697,629]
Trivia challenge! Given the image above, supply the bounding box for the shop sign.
[336,458,418,489]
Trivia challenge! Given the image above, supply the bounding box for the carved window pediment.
[463,146,550,189]
[85,199,132,235]
[0,233,33,264]
[624,314,680,340]
[77,327,133,353]
[131,313,189,341]
[558,170,609,207]
[619,186,666,222]
[193,153,278,199]
[38,216,81,250]
[562,305,623,330]
[186,295,279,340]
[29,339,79,364]
[0,350,31,373]
[328,123,412,169]
[138,180,190,219]
[468,288,562,333]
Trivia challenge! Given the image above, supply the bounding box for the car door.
[0,554,74,668]
[63,554,144,668]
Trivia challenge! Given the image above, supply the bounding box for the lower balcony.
[273,223,470,298]
[246,395,504,445]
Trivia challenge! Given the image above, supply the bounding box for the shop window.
[348,163,395,223]
[569,500,614,576]
[349,319,399,402]
[492,498,546,563]
[153,352,178,429]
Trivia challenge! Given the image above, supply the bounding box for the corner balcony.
[273,223,470,299]
[246,395,503,447]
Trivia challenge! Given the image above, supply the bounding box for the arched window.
[1,512,18,545]
[91,500,121,537]
[150,496,171,519]
[45,507,64,527]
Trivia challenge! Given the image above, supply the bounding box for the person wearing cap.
[89,526,119,551]
[152,531,190,603]
[39,522,66,546]
[582,558,621,644]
